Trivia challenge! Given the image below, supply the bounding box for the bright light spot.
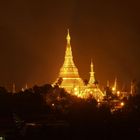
[74,87,78,91]
[21,88,24,92]
[120,102,124,106]
[117,91,120,96]
[97,99,100,102]
[112,87,115,91]
[52,103,55,107]
[117,91,120,94]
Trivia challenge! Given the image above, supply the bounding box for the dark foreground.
[2,124,140,140]
[1,113,140,140]
[1,84,140,139]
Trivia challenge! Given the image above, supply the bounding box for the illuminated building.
[54,30,104,100]
[21,84,28,92]
[88,59,95,85]
[55,29,84,93]
[130,80,137,95]
[83,60,104,100]
[112,77,117,93]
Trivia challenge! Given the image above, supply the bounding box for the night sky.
[0,0,140,90]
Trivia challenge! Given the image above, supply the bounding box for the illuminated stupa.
[82,60,104,101]
[56,30,84,93]
[54,30,104,100]
[88,59,95,85]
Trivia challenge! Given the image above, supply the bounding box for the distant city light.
[120,102,124,106]
[112,87,115,91]
[117,91,120,96]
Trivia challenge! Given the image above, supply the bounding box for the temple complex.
[54,30,104,101]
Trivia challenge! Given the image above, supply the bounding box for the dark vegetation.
[0,83,140,140]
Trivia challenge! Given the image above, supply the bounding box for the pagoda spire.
[112,77,117,92]
[25,83,28,89]
[107,80,110,87]
[61,29,75,68]
[64,29,73,59]
[88,59,95,85]
[58,29,84,92]
[66,29,71,44]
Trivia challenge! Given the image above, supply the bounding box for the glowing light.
[112,78,117,92]
[88,59,95,84]
[74,91,78,95]
[74,87,78,91]
[94,88,97,92]
[112,87,115,91]
[52,103,55,107]
[120,102,124,106]
[117,91,120,96]
[117,91,120,94]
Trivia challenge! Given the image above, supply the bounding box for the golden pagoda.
[54,29,104,100]
[56,29,84,93]
[88,59,95,85]
[82,60,104,101]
